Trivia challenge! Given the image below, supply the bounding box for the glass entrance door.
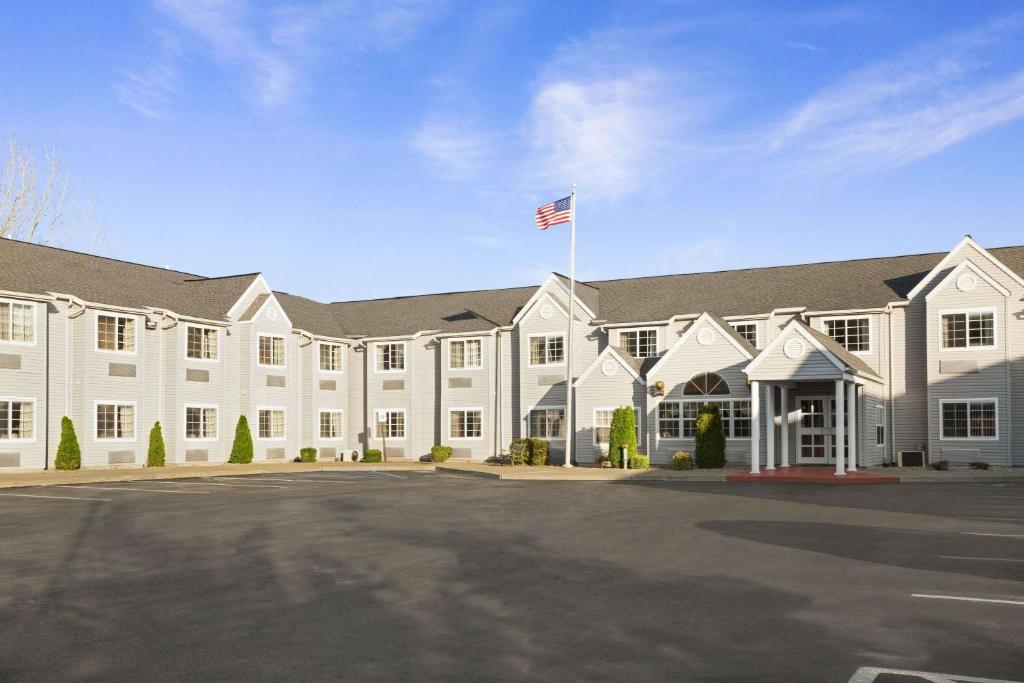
[798,398,831,463]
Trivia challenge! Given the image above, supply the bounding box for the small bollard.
[620,445,628,470]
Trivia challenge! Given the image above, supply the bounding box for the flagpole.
[564,184,576,468]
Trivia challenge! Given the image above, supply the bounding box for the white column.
[847,382,857,471]
[750,380,760,474]
[779,385,789,467]
[765,383,775,470]
[834,379,846,476]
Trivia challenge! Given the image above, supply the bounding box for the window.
[876,405,885,446]
[97,314,136,352]
[0,399,34,440]
[319,343,344,372]
[449,339,482,369]
[96,403,135,440]
[941,400,996,439]
[185,406,217,440]
[0,301,35,343]
[258,409,285,439]
[593,408,642,446]
[730,323,757,348]
[528,407,564,438]
[684,372,730,396]
[732,400,752,437]
[186,326,218,360]
[376,343,405,372]
[620,329,658,358]
[450,408,483,439]
[824,317,870,353]
[658,402,681,438]
[258,335,285,366]
[529,334,564,366]
[941,311,994,349]
[375,409,406,438]
[320,410,344,439]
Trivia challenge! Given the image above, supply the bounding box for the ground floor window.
[594,407,641,446]
[185,405,217,440]
[528,407,564,439]
[0,399,34,440]
[375,409,406,439]
[449,408,482,439]
[319,410,344,439]
[258,409,285,440]
[941,400,996,439]
[660,400,750,439]
[96,403,135,440]
[876,405,885,446]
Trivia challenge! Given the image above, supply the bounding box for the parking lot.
[0,474,1021,682]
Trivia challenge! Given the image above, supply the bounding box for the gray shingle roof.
[801,323,882,380]
[706,312,759,357]
[0,238,258,321]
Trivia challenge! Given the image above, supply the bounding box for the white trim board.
[647,312,755,378]
[906,236,1024,301]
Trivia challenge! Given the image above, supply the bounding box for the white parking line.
[939,555,1024,563]
[962,532,1024,538]
[0,493,112,502]
[912,593,1024,606]
[849,666,1021,682]
[217,477,354,484]
[58,485,211,495]
[187,480,286,489]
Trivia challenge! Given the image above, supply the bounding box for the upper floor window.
[941,400,996,439]
[0,301,35,344]
[730,322,757,348]
[941,311,994,349]
[186,326,218,360]
[96,402,135,440]
[319,343,344,372]
[450,408,483,439]
[0,399,34,440]
[684,372,730,396]
[97,314,136,353]
[450,339,482,369]
[258,408,285,439]
[620,329,658,358]
[258,335,285,366]
[529,334,564,366]
[376,343,405,372]
[824,317,870,353]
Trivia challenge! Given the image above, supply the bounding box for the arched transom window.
[683,372,730,396]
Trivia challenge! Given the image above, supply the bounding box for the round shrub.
[508,438,549,466]
[363,449,383,463]
[299,447,317,463]
[430,445,453,463]
[695,404,726,469]
[628,454,649,470]
[672,451,694,470]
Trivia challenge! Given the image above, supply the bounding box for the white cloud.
[412,119,494,180]
[115,31,181,119]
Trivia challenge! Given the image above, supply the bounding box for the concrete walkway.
[0,461,435,489]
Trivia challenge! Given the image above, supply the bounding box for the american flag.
[534,195,572,230]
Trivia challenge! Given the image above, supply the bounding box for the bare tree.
[0,138,103,248]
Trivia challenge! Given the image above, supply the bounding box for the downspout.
[887,307,897,464]
[44,305,50,469]
[494,330,501,456]
[1005,296,1012,465]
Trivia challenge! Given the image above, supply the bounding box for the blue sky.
[3,1,1024,302]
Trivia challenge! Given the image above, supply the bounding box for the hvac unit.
[896,451,926,468]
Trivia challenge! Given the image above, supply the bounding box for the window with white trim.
[684,372,730,396]
[620,329,658,358]
[97,314,136,352]
[941,400,996,439]
[941,311,994,349]
[730,322,757,348]
[320,410,344,439]
[528,407,564,438]
[185,406,217,440]
[319,343,344,372]
[0,301,35,343]
[529,334,564,366]
[660,399,750,439]
[96,403,135,440]
[186,326,218,360]
[824,317,870,352]
[375,409,406,438]
[258,409,285,439]
[450,408,482,439]
[658,402,680,438]
[449,339,482,369]
[376,343,405,372]
[594,407,641,445]
[876,405,885,446]
[0,399,34,440]
[258,335,285,366]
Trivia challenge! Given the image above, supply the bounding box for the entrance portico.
[743,320,883,476]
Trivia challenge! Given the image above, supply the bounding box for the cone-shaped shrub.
[229,415,254,464]
[695,403,726,468]
[54,416,81,470]
[608,406,638,468]
[147,421,166,467]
